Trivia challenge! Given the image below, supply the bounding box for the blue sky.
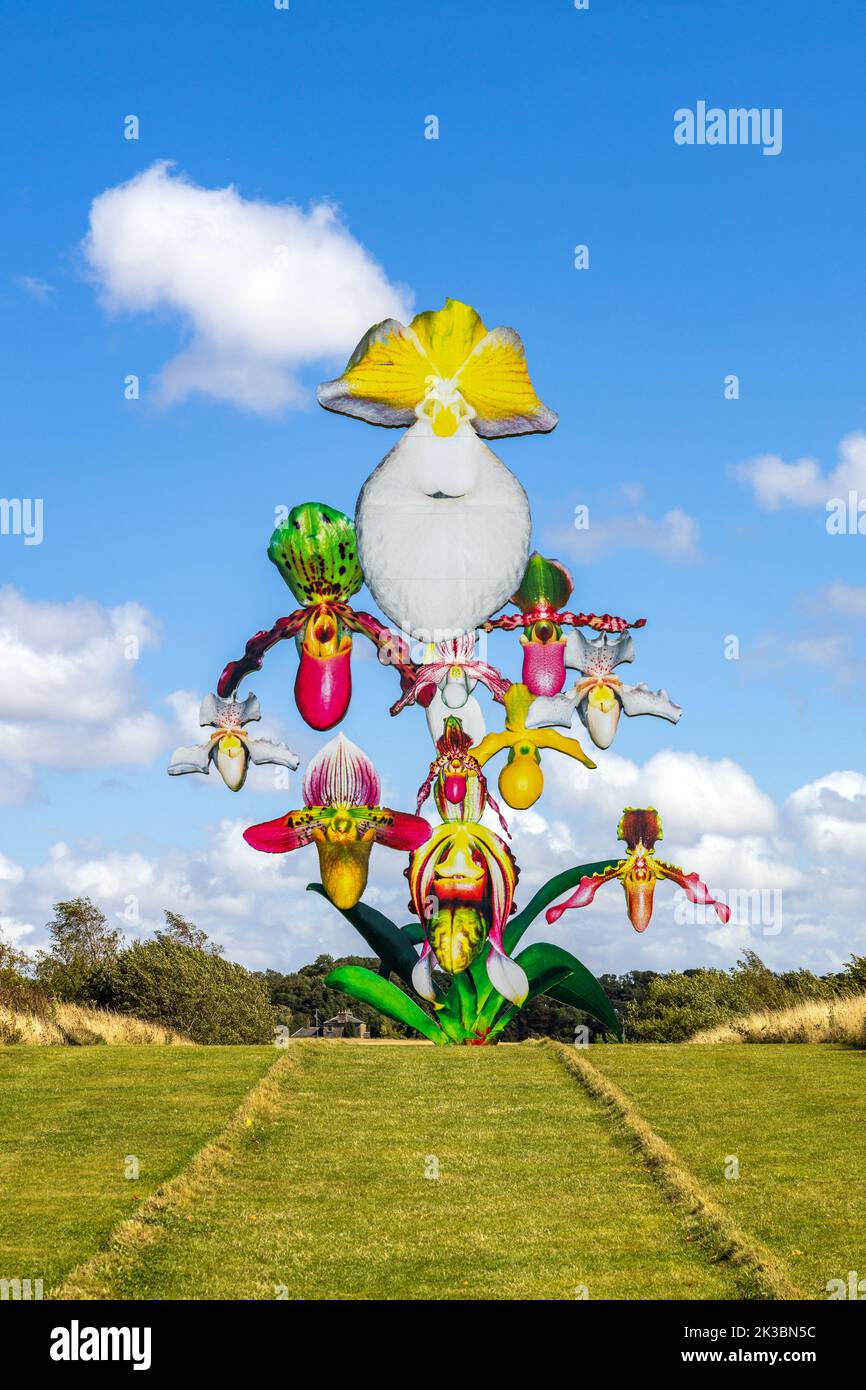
[2,0,866,978]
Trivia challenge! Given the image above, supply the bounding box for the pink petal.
[546,871,617,924]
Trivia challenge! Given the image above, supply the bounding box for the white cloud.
[82,161,413,412]
[809,582,866,618]
[732,431,866,510]
[550,507,700,564]
[15,275,55,302]
[0,587,170,792]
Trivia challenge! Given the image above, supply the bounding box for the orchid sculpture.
[317,298,555,639]
[216,503,396,732]
[169,292,728,1046]
[471,682,596,810]
[244,733,431,910]
[168,693,299,792]
[526,630,682,751]
[483,552,646,696]
[546,808,731,932]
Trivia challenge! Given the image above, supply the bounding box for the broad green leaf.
[519,942,621,1039]
[307,884,419,988]
[324,965,446,1045]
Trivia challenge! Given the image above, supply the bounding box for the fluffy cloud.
[549,507,700,564]
[808,582,866,619]
[0,587,170,794]
[732,431,866,510]
[82,161,413,411]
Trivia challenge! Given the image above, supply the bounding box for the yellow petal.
[533,726,597,769]
[317,318,430,426]
[457,327,558,438]
[409,299,488,378]
[470,729,515,767]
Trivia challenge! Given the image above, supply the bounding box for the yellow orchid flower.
[317,297,557,439]
[471,683,596,810]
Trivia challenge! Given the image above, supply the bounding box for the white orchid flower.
[525,631,681,750]
[168,693,299,792]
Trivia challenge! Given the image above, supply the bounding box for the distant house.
[323,1010,368,1039]
[291,1010,369,1040]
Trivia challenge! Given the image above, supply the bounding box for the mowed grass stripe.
[550,1044,802,1300]
[0,1045,276,1294]
[584,1043,866,1300]
[62,1042,749,1301]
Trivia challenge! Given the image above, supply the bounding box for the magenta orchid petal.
[546,868,620,924]
[302,732,381,808]
[658,863,731,924]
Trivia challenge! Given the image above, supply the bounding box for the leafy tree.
[157,910,223,956]
[109,937,275,1044]
[35,897,124,1004]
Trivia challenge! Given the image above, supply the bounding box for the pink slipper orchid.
[217,503,401,733]
[483,552,646,697]
[168,693,299,792]
[526,630,681,750]
[244,733,431,910]
[546,808,731,932]
[389,633,510,717]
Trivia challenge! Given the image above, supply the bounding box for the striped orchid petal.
[302,732,381,809]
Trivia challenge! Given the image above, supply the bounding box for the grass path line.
[54,1048,300,1300]
[549,1043,804,1301]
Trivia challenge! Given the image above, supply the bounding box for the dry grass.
[689,991,866,1045]
[0,1000,192,1046]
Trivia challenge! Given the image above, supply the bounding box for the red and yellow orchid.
[546,807,731,932]
[244,733,431,910]
[410,716,526,1004]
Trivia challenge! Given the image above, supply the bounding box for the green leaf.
[268,503,362,605]
[520,943,621,1039]
[324,966,446,1045]
[399,920,426,946]
[306,885,419,988]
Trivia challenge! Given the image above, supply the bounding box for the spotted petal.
[200,691,260,729]
[243,808,321,853]
[564,629,635,677]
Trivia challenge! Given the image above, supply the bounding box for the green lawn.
[72,1043,747,1300]
[0,1045,275,1293]
[3,1041,861,1301]
[588,1043,866,1300]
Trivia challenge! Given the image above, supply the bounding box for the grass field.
[588,1044,866,1300]
[0,1045,274,1291]
[1,1040,861,1301]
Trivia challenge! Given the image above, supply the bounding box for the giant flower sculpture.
[216,503,407,732]
[546,808,731,932]
[317,298,555,639]
[169,291,729,1047]
[244,733,431,910]
[483,552,646,696]
[471,682,596,810]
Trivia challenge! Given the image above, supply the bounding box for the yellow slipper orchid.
[472,683,596,810]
